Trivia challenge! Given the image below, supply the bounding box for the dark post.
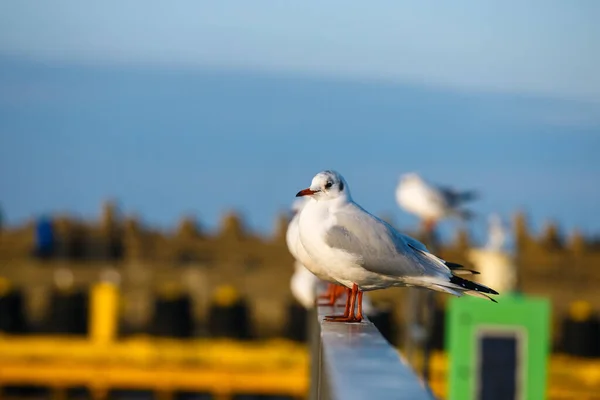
[403,286,420,367]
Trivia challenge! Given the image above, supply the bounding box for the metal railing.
[309,305,436,400]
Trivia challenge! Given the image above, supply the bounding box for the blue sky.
[0,1,599,241]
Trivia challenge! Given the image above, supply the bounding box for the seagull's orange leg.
[317,284,336,306]
[317,284,346,307]
[355,290,363,321]
[342,288,352,316]
[324,287,352,319]
[317,283,335,300]
[333,285,347,304]
[324,284,363,323]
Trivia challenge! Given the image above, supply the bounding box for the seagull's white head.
[296,170,349,201]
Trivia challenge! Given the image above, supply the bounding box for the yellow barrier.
[0,336,307,370]
[0,337,308,399]
[0,336,599,399]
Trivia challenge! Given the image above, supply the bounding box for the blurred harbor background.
[1,1,599,399]
[1,202,600,399]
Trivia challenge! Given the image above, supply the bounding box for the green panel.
[446,293,551,400]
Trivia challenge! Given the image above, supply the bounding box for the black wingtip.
[445,261,463,270]
[446,262,481,275]
[450,275,499,296]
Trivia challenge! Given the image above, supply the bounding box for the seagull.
[396,172,477,232]
[286,198,347,307]
[296,170,498,323]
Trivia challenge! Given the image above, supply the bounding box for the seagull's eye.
[325,181,333,189]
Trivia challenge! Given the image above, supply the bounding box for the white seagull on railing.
[296,170,497,323]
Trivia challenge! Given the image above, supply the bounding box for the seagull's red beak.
[296,188,318,197]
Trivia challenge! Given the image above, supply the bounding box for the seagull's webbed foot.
[324,290,364,323]
[323,315,363,323]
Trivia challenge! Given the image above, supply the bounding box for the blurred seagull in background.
[290,259,324,309]
[296,170,497,323]
[485,213,508,252]
[396,172,478,232]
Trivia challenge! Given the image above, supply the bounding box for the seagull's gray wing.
[400,234,429,253]
[325,204,450,278]
[399,234,479,276]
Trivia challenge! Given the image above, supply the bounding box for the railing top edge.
[316,306,436,400]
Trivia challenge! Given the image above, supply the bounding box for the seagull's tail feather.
[449,275,498,296]
[463,290,498,303]
[445,261,480,276]
[446,275,499,302]
[409,244,479,276]
[406,244,497,302]
[428,283,496,302]
[403,275,499,303]
[427,283,462,297]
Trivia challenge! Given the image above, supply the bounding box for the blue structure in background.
[35,217,55,258]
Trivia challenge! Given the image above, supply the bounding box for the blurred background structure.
[0,203,599,399]
[1,1,599,399]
